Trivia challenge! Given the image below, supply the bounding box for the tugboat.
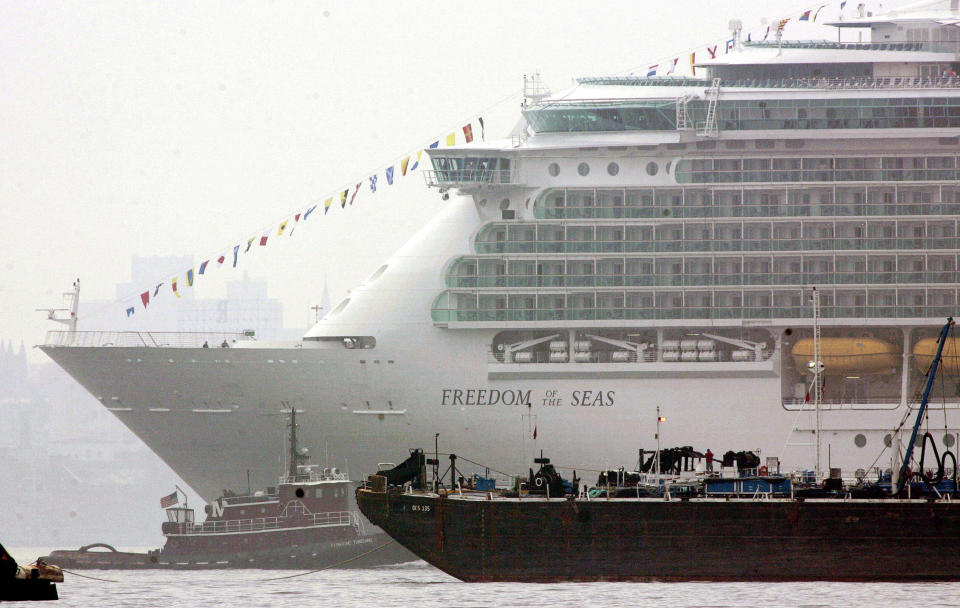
[157,409,410,568]
[358,319,960,582]
[1,542,63,601]
[48,410,413,569]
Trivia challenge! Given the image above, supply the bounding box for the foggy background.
[1,0,888,548]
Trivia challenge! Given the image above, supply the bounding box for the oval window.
[548,163,560,176]
[607,162,620,176]
[646,162,659,176]
[854,433,866,448]
[577,162,590,176]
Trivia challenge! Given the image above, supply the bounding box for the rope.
[260,540,395,581]
[55,540,396,584]
[60,568,119,583]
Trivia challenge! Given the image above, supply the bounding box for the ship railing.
[577,74,960,90]
[423,169,518,187]
[43,330,249,348]
[277,471,349,484]
[782,397,952,411]
[220,493,276,505]
[171,510,355,535]
[453,271,960,290]
[433,305,958,324]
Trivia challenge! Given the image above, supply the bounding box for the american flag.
[160,491,178,509]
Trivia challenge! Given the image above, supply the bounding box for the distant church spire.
[320,275,331,319]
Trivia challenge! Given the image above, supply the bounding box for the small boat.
[790,337,899,375]
[1,542,63,601]
[913,336,960,374]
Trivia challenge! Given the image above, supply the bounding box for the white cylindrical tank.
[573,351,592,362]
[681,351,699,362]
[696,340,716,351]
[662,339,680,351]
[698,351,718,362]
[611,351,632,362]
[662,350,680,362]
[549,351,569,363]
[549,340,567,351]
[732,349,754,362]
[680,339,698,351]
[574,340,592,352]
[512,351,534,363]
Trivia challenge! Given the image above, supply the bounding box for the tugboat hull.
[358,490,960,582]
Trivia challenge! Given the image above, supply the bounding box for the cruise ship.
[41,1,960,499]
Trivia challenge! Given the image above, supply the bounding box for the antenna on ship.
[37,279,81,343]
[522,72,550,108]
[728,19,743,52]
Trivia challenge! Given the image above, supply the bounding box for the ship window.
[884,434,892,447]
[577,162,590,176]
[548,163,560,176]
[607,162,619,176]
[854,434,867,448]
[646,162,658,176]
[946,434,956,448]
[368,265,388,282]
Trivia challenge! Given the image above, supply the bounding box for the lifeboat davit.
[913,338,960,374]
[791,338,899,375]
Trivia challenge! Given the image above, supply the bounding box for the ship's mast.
[37,279,80,340]
[287,407,299,479]
[812,287,823,479]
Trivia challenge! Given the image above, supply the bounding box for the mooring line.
[260,540,395,581]
[60,568,120,583]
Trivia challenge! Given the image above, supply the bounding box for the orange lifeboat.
[913,338,960,374]
[791,338,899,375]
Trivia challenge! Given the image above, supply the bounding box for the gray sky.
[2,0,866,361]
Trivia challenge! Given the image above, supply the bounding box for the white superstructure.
[41,2,960,498]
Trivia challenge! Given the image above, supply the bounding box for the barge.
[357,318,960,582]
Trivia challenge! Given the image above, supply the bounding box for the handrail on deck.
[43,330,249,348]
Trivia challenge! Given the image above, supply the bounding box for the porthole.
[548,163,560,176]
[577,162,590,176]
[946,433,956,447]
[646,161,659,176]
[607,162,619,176]
[883,433,892,448]
[479,198,487,207]
[500,198,510,210]
[854,433,866,448]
